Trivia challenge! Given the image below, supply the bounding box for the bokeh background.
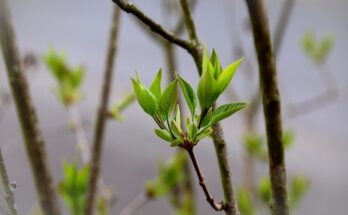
[0,0,347,214]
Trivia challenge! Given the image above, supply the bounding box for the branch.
[85,6,121,215]
[273,0,296,55]
[186,148,225,211]
[115,0,240,214]
[245,0,289,214]
[0,148,17,215]
[113,0,194,52]
[119,193,148,215]
[0,1,61,214]
[179,1,239,214]
[67,105,90,163]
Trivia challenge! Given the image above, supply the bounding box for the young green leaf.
[175,105,181,127]
[194,127,212,142]
[178,76,196,118]
[150,69,162,101]
[197,64,220,109]
[210,49,222,79]
[217,58,243,93]
[211,103,247,125]
[170,120,181,138]
[155,129,173,142]
[200,107,213,128]
[158,80,178,120]
[132,79,157,116]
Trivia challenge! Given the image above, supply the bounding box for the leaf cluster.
[58,161,89,215]
[43,49,85,106]
[301,32,334,64]
[132,49,246,148]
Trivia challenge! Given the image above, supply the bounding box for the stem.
[85,6,121,215]
[115,0,240,213]
[113,0,194,52]
[245,0,289,214]
[186,148,225,211]
[0,148,17,215]
[273,0,296,55]
[0,1,61,214]
[119,193,149,215]
[67,105,90,163]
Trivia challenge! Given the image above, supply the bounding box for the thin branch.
[186,148,225,211]
[0,1,61,214]
[112,0,194,52]
[67,105,90,163]
[179,1,240,214]
[179,0,199,43]
[115,0,240,214]
[85,6,121,215]
[273,0,296,55]
[245,0,289,215]
[0,148,17,215]
[119,193,148,215]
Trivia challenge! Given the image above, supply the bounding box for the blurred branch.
[67,105,90,163]
[85,6,121,215]
[273,0,296,55]
[119,193,148,215]
[245,0,289,215]
[0,1,61,214]
[0,148,17,215]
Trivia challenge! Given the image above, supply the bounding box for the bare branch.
[273,0,296,54]
[0,1,61,214]
[67,105,90,163]
[0,148,17,215]
[113,0,194,52]
[84,6,121,215]
[245,0,289,214]
[119,193,148,215]
[186,148,225,211]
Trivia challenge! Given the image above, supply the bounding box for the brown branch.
[115,0,240,214]
[0,1,61,215]
[186,148,225,211]
[245,0,289,215]
[179,1,240,214]
[0,148,17,215]
[85,6,121,215]
[112,0,194,53]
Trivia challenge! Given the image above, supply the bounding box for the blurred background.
[0,0,347,214]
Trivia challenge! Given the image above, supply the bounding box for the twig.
[179,1,240,214]
[186,148,225,211]
[245,0,289,214]
[114,0,240,214]
[273,0,296,55]
[85,6,121,215]
[113,0,194,52]
[0,148,17,215]
[119,193,148,215]
[0,1,61,214]
[67,105,90,163]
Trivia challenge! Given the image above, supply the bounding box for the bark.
[0,1,61,214]
[245,0,289,214]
